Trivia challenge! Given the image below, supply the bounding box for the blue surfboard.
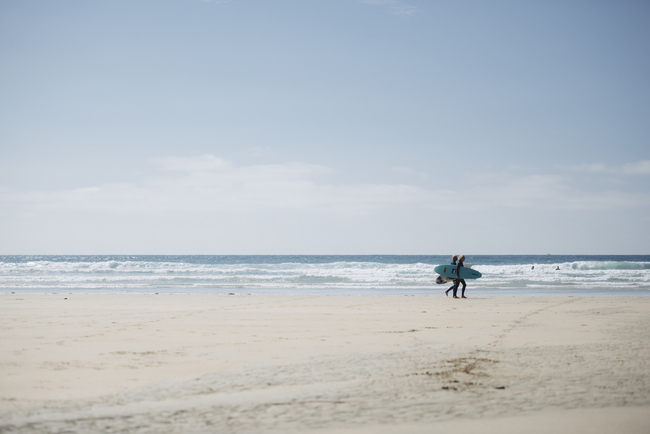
[434,264,482,280]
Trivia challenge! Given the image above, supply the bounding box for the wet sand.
[1,294,649,433]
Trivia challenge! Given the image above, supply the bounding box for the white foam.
[1,260,649,292]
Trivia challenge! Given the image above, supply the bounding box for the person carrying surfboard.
[453,255,467,299]
[445,255,458,297]
[435,257,481,295]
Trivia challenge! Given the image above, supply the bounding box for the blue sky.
[1,0,649,254]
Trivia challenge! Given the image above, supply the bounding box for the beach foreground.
[1,294,649,433]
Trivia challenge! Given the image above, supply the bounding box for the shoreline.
[3,288,650,297]
[2,294,649,433]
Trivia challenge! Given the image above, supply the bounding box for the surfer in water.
[453,254,467,299]
[445,255,458,297]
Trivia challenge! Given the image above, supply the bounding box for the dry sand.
[1,294,649,433]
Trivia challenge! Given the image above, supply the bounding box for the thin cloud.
[623,160,650,175]
[566,163,613,174]
[152,155,232,171]
[462,172,650,211]
[359,0,418,16]
[391,166,429,181]
[247,146,272,158]
[563,160,650,175]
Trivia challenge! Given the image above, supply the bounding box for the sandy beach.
[1,294,649,433]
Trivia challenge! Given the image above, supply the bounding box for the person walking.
[445,255,458,297]
[453,254,467,299]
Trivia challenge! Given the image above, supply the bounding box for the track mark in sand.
[489,298,580,347]
[406,355,500,392]
[381,329,419,334]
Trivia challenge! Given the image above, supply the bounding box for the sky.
[1,0,649,254]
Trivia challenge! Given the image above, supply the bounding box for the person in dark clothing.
[453,254,467,298]
[445,255,458,297]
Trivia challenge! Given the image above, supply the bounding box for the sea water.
[1,255,649,296]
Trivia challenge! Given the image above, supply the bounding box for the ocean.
[1,255,649,296]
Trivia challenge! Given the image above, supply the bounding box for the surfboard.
[434,264,482,280]
[436,264,473,284]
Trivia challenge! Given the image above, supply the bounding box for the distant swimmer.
[556,266,560,270]
[445,255,458,297]
[531,266,535,270]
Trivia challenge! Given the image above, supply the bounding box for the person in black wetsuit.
[453,254,467,299]
[444,255,458,297]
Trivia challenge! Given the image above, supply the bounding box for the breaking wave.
[1,256,649,294]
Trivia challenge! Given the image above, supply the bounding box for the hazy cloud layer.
[2,156,647,221]
[2,155,648,253]
[465,172,649,211]
[1,156,434,217]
